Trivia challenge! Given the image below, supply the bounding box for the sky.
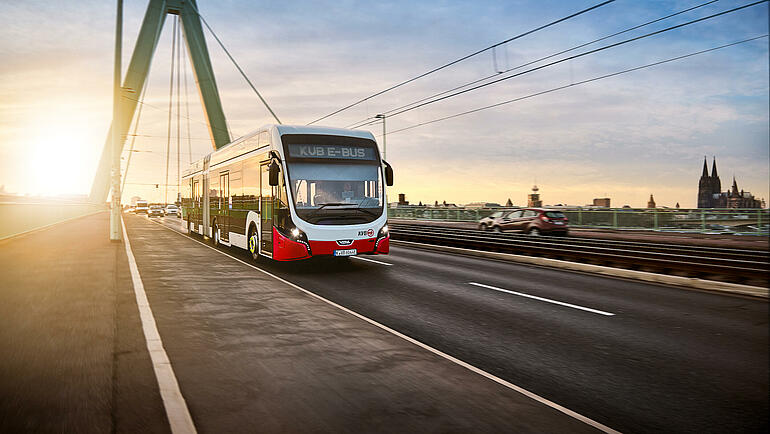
[0,0,767,207]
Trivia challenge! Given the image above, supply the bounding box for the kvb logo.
[358,228,375,238]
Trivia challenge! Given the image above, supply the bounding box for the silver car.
[165,204,181,218]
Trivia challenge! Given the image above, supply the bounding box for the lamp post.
[375,114,386,160]
[110,0,123,241]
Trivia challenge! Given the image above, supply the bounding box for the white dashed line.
[469,282,615,316]
[351,256,393,266]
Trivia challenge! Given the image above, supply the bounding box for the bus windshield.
[287,162,383,224]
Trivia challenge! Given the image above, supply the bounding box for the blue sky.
[0,0,767,207]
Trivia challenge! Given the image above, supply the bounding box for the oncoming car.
[148,205,164,218]
[478,208,569,236]
[165,204,180,218]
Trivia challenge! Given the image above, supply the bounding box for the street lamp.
[374,114,386,160]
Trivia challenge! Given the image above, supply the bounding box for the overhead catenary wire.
[352,0,768,127]
[345,0,721,129]
[306,0,617,125]
[380,35,768,136]
[187,2,282,124]
[122,94,239,138]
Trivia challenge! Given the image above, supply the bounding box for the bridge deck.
[0,212,598,433]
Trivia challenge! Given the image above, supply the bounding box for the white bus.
[135,199,149,215]
[181,125,392,261]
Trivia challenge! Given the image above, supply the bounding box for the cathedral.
[697,157,764,208]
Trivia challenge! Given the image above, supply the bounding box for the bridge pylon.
[91,0,231,204]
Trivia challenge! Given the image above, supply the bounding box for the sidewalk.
[0,212,168,433]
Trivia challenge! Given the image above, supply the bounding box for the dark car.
[148,205,164,218]
[478,208,569,236]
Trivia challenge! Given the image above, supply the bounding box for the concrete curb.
[391,240,769,299]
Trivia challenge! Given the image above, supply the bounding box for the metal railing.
[387,206,770,235]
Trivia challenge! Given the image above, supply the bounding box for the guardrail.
[388,206,770,235]
[0,202,107,240]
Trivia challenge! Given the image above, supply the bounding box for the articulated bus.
[181,125,393,261]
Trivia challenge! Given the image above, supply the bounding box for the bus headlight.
[291,228,301,238]
[378,225,389,238]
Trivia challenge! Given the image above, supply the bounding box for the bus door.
[260,162,273,254]
[192,179,200,227]
[219,172,230,242]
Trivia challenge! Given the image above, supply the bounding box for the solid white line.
[351,256,393,266]
[468,282,616,316]
[146,217,619,433]
[121,220,197,434]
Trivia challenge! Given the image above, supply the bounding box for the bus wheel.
[248,227,260,262]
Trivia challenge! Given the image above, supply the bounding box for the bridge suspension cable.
[345,0,721,129]
[306,0,617,125]
[188,2,282,125]
[349,0,768,129]
[164,16,178,205]
[379,35,768,136]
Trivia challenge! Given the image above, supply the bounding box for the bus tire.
[248,225,260,262]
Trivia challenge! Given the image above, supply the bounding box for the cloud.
[0,0,766,207]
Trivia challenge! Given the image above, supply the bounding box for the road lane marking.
[351,256,393,266]
[143,217,619,433]
[468,282,615,316]
[121,220,197,434]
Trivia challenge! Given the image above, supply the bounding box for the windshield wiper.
[351,207,378,217]
[308,202,355,218]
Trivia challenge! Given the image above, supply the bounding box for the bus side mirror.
[269,161,279,186]
[383,161,394,186]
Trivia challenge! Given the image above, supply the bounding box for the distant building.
[466,202,502,209]
[527,185,542,207]
[697,157,764,208]
[397,193,409,206]
[593,197,611,207]
[505,198,513,207]
[647,194,656,208]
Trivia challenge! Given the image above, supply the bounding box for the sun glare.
[25,123,94,196]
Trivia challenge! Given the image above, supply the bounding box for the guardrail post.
[758,211,762,234]
[578,209,582,226]
[701,211,706,231]
[654,211,659,230]
[613,210,618,228]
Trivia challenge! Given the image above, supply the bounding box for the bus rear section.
[135,200,149,214]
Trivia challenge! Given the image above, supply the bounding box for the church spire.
[701,156,708,177]
[711,156,718,178]
[731,176,739,194]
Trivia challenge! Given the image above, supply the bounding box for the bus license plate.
[334,249,357,257]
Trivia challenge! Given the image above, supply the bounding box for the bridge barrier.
[0,202,107,240]
[388,206,770,235]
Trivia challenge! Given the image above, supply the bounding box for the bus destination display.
[288,144,376,161]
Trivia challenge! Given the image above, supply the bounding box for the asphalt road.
[150,215,768,433]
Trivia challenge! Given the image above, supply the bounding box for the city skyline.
[0,0,767,207]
